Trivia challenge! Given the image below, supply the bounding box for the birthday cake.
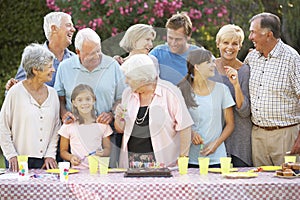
[124,168,172,177]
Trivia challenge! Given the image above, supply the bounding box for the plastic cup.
[18,161,29,181]
[99,157,110,175]
[88,156,99,174]
[17,155,29,181]
[220,157,232,175]
[198,157,210,175]
[284,156,296,163]
[178,157,189,175]
[17,155,28,167]
[58,162,70,183]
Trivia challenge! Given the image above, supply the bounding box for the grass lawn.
[0,152,5,168]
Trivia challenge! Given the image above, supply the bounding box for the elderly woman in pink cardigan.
[114,54,193,168]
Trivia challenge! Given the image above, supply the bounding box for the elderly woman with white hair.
[0,43,60,171]
[114,54,193,168]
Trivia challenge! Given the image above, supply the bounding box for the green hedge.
[0,1,51,107]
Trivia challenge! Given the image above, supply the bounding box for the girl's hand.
[95,150,104,157]
[200,140,218,156]
[191,130,204,145]
[70,155,81,166]
[62,112,76,124]
[95,148,104,157]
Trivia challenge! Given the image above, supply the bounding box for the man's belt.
[253,123,298,131]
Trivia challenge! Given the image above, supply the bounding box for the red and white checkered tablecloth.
[1,168,300,200]
[0,171,76,200]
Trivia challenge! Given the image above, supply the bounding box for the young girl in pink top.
[59,84,113,169]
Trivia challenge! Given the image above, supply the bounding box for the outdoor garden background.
[1,0,299,107]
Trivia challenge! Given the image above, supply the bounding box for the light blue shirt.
[149,43,200,85]
[54,54,126,114]
[15,41,75,87]
[188,83,235,165]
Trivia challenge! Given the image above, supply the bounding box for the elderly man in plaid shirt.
[245,12,300,167]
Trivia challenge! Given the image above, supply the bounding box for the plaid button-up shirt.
[245,40,300,126]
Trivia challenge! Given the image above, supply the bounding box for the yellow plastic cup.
[88,156,99,174]
[220,157,232,175]
[98,157,110,175]
[17,155,28,169]
[17,155,28,163]
[178,157,189,175]
[198,157,210,175]
[17,155,29,180]
[284,156,296,163]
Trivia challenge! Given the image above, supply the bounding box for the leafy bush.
[0,1,51,107]
[46,0,231,55]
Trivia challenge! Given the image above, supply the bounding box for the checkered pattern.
[0,179,75,199]
[1,168,300,200]
[245,40,300,127]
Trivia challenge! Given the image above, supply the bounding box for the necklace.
[135,106,150,125]
[136,88,155,125]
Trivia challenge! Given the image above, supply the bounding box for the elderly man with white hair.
[54,28,126,167]
[114,54,193,168]
[5,12,76,90]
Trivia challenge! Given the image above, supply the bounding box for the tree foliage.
[273,0,300,53]
[0,1,51,107]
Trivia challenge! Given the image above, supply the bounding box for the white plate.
[223,172,258,179]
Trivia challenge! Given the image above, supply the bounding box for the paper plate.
[108,168,127,173]
[224,172,258,179]
[260,166,281,171]
[46,168,79,174]
[208,168,238,173]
